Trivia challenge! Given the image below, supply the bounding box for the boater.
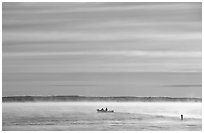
[105,108,108,111]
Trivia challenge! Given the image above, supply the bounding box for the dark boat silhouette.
[97,109,114,113]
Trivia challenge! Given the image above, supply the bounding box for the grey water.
[2,102,202,131]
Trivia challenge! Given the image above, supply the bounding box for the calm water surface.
[2,102,202,131]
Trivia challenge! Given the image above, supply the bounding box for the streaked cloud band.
[3,51,202,58]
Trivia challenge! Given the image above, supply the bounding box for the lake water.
[2,102,202,131]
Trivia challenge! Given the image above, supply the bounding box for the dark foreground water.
[2,102,201,131]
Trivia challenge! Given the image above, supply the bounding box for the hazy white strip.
[3,51,202,58]
[74,21,201,29]
[3,32,201,42]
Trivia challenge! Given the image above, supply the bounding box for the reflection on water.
[2,102,202,131]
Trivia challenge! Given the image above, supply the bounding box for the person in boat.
[101,108,104,111]
[105,108,108,111]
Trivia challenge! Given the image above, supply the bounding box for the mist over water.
[3,102,201,131]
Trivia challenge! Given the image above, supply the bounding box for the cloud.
[164,84,202,87]
[2,3,202,97]
[3,50,202,58]
[2,2,202,73]
[3,31,201,43]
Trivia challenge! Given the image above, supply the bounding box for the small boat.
[97,109,114,113]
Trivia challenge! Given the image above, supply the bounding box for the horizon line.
[2,95,202,99]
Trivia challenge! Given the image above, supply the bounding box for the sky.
[2,2,202,97]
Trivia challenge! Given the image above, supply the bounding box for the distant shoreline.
[2,96,202,102]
